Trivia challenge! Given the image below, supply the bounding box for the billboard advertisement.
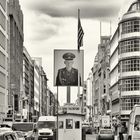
[54,49,84,86]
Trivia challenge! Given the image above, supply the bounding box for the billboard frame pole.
[77,51,80,105]
[57,86,59,140]
[67,86,71,103]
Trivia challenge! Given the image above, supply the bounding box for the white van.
[37,116,57,140]
[127,105,140,140]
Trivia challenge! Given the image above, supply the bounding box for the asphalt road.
[86,133,96,140]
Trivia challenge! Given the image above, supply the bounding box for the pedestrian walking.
[119,122,127,140]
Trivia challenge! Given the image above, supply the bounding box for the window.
[104,85,106,94]
[0,51,5,68]
[121,98,140,110]
[134,115,140,131]
[0,10,5,30]
[100,129,113,134]
[84,108,86,112]
[0,0,6,11]
[104,71,106,79]
[122,20,140,34]
[119,39,140,54]
[0,30,6,49]
[75,121,80,129]
[121,78,140,91]
[66,119,73,129]
[84,96,86,100]
[0,71,5,88]
[120,59,140,72]
[59,121,63,129]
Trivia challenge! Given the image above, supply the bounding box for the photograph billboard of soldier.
[54,50,84,86]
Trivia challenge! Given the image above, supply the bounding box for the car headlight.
[50,131,53,136]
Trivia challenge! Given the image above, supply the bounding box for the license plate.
[42,138,48,140]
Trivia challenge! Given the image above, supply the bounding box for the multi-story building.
[82,81,87,115]
[92,36,110,126]
[86,73,93,122]
[110,0,140,125]
[8,0,23,116]
[23,47,34,121]
[92,54,99,127]
[53,93,59,116]
[32,57,42,120]
[49,91,55,116]
[0,0,9,119]
[40,67,48,116]
[32,60,40,121]
[23,52,49,121]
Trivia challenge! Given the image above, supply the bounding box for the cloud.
[23,0,124,19]
[23,12,64,42]
[19,0,132,104]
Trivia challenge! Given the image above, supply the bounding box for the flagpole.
[77,9,84,106]
[78,9,80,50]
[77,9,80,105]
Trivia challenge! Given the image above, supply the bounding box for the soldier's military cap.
[63,52,75,60]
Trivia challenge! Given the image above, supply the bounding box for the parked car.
[0,123,11,128]
[12,122,38,140]
[0,125,13,132]
[0,130,18,140]
[96,128,114,140]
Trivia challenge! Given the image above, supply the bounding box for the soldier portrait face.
[64,60,74,71]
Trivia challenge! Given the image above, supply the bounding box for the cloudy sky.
[19,0,134,105]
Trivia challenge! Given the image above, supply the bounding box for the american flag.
[78,10,84,50]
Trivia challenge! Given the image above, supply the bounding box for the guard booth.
[58,104,85,140]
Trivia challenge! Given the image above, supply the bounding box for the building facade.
[92,36,110,127]
[0,0,9,119]
[86,73,94,122]
[32,60,40,121]
[110,0,140,124]
[82,82,87,115]
[23,47,34,121]
[8,0,23,117]
[40,67,48,116]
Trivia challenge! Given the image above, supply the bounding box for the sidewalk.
[114,134,127,140]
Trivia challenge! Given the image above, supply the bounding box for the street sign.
[101,115,110,127]
[59,105,81,114]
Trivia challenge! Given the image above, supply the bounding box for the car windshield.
[100,130,112,134]
[12,123,34,132]
[37,121,55,129]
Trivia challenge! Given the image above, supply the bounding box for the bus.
[127,105,140,140]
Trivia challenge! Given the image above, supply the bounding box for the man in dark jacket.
[56,52,81,86]
[119,122,127,140]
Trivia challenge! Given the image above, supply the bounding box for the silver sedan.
[96,129,114,140]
